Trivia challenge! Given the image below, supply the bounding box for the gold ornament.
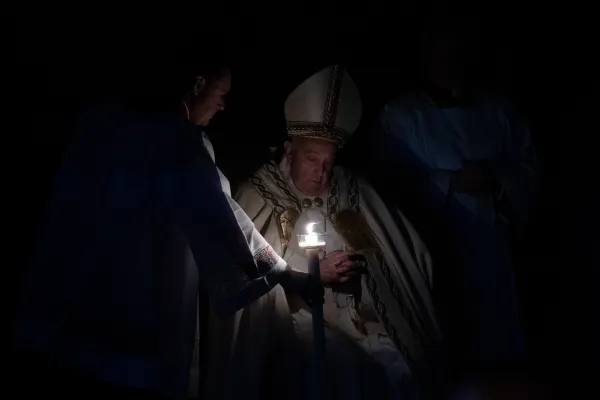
[277,208,301,249]
[332,209,377,251]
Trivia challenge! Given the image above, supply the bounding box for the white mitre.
[284,65,362,148]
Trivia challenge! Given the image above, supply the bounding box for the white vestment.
[229,159,445,400]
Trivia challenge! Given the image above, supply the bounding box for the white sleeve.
[159,138,284,316]
[203,132,287,273]
[225,194,288,273]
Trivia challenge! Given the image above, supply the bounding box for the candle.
[298,221,325,287]
[298,222,326,248]
[297,221,327,398]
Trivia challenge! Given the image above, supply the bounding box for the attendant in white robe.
[180,65,322,399]
[181,65,319,400]
[14,64,294,400]
[370,28,540,375]
[188,122,291,400]
[228,66,446,400]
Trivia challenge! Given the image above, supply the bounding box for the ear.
[192,76,206,96]
[283,140,293,160]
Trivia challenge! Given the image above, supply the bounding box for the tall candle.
[297,221,326,399]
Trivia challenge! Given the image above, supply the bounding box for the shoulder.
[473,90,517,115]
[65,104,139,166]
[355,175,426,246]
[331,165,361,188]
[234,171,275,221]
[355,174,410,225]
[245,160,278,188]
[333,165,375,186]
[355,174,372,190]
[71,104,127,142]
[332,165,350,179]
[333,166,368,198]
[385,91,429,109]
[473,91,528,133]
[355,174,382,203]
[235,178,262,199]
[234,171,270,208]
[378,92,432,139]
[382,91,431,118]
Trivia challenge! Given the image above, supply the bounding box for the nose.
[318,164,327,184]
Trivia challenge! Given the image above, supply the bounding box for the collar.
[200,131,216,162]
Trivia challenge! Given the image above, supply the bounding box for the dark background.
[11,11,598,392]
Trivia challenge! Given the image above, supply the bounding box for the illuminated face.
[284,138,338,196]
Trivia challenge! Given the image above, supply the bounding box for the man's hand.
[278,250,363,306]
[451,160,498,194]
[319,250,356,284]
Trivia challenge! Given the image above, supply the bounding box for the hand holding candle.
[297,222,355,284]
[319,251,355,284]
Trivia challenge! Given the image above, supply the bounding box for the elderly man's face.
[284,138,338,196]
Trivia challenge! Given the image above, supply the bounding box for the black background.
[10,8,598,393]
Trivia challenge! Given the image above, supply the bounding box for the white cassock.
[374,91,540,367]
[196,133,288,400]
[233,159,445,400]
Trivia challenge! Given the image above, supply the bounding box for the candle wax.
[299,222,326,248]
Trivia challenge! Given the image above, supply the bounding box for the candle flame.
[306,222,319,234]
[299,221,325,248]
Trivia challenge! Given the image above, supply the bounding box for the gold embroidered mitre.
[285,65,362,148]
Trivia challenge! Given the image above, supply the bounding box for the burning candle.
[298,221,326,291]
[298,222,326,248]
[299,222,326,248]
